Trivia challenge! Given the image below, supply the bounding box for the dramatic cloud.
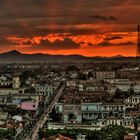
[104,36,123,41]
[0,0,139,56]
[99,41,135,47]
[0,37,18,45]
[89,15,117,21]
[88,42,94,46]
[31,38,80,50]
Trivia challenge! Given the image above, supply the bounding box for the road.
[24,84,65,140]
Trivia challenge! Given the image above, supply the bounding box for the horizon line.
[0,49,138,58]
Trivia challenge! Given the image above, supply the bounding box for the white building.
[125,95,140,105]
[116,81,131,92]
[35,84,53,96]
[0,89,18,95]
[63,104,82,123]
[132,81,140,93]
[96,71,115,79]
[12,75,20,89]
[81,103,102,120]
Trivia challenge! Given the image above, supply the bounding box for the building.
[48,134,73,140]
[63,104,82,124]
[12,75,20,89]
[76,134,86,140]
[95,71,115,79]
[124,133,138,140]
[81,102,102,121]
[132,80,140,93]
[35,84,54,96]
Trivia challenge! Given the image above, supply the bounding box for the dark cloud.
[117,41,135,46]
[98,41,113,47]
[88,42,93,46]
[105,36,123,41]
[0,0,139,38]
[89,15,117,21]
[98,41,135,47]
[0,0,139,52]
[30,38,80,50]
[80,41,85,45]
[0,37,18,45]
[22,41,33,45]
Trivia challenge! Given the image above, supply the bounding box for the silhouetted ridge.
[2,50,21,55]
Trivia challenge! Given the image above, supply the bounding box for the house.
[35,84,54,97]
[55,103,63,113]
[101,102,125,114]
[116,81,131,92]
[20,101,39,117]
[12,75,20,89]
[0,88,18,95]
[63,104,82,124]
[20,101,38,111]
[124,133,137,140]
[76,134,86,140]
[132,80,140,93]
[81,102,102,121]
[0,111,8,127]
[106,117,123,126]
[125,95,140,105]
[95,71,115,79]
[66,80,77,87]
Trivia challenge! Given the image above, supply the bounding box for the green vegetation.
[66,66,80,72]
[2,105,26,116]
[49,108,62,122]
[0,128,16,140]
[68,113,77,123]
[20,70,36,84]
[38,125,139,140]
[113,89,131,99]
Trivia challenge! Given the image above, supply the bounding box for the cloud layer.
[0,0,139,56]
[32,38,80,50]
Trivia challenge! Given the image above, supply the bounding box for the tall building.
[137,24,140,57]
[12,75,20,89]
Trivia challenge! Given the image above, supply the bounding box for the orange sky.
[0,0,140,57]
[6,31,137,57]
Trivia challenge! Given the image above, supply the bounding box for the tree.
[42,125,137,140]
[113,89,130,99]
[38,128,46,139]
[20,70,35,84]
[49,108,62,122]
[0,128,16,139]
[66,66,80,72]
[68,113,77,123]
[2,105,25,116]
[87,71,93,79]
[78,73,87,80]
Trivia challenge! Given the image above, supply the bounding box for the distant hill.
[0,50,139,63]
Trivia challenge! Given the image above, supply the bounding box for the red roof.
[48,134,73,140]
[20,101,38,111]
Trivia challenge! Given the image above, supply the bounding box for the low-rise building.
[95,71,115,79]
[35,84,54,96]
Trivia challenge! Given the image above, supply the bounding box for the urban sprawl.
[0,62,140,140]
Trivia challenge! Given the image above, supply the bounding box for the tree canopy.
[38,125,138,140]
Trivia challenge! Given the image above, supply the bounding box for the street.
[24,84,65,140]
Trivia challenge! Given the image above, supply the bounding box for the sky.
[0,0,140,57]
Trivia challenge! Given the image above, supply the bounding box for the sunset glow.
[0,0,140,56]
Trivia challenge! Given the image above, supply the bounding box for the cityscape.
[0,0,140,140]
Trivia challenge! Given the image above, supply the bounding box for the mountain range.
[0,50,138,63]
